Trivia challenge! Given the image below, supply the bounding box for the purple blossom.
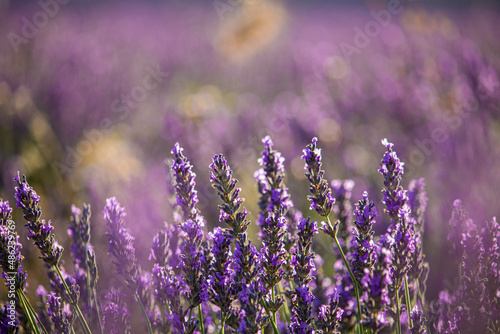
[289,217,318,334]
[13,173,63,266]
[103,197,139,288]
[261,210,287,292]
[47,292,74,334]
[316,289,343,334]
[409,305,427,334]
[207,227,235,325]
[351,191,378,285]
[103,289,132,334]
[255,135,293,225]
[170,142,204,223]
[210,154,250,238]
[407,178,428,232]
[302,137,335,217]
[331,179,355,239]
[0,200,27,292]
[0,303,20,334]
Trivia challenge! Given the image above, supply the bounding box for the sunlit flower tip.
[381,138,393,149]
[171,142,183,155]
[262,135,273,147]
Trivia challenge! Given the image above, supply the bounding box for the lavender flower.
[47,292,74,334]
[254,135,293,225]
[289,217,318,334]
[378,140,415,289]
[331,179,355,240]
[170,142,204,223]
[209,154,250,238]
[103,197,139,288]
[103,289,132,334]
[36,285,55,333]
[302,137,335,218]
[0,200,27,292]
[179,218,206,308]
[13,173,63,266]
[261,209,287,292]
[351,191,377,285]
[207,227,235,327]
[315,289,343,334]
[408,305,427,334]
[407,178,427,232]
[237,280,269,333]
[0,303,20,334]
[361,238,394,333]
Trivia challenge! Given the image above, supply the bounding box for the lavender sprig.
[302,138,363,334]
[351,192,378,286]
[408,305,427,334]
[12,174,90,334]
[69,204,103,332]
[316,289,344,334]
[102,289,131,334]
[207,227,235,334]
[302,137,335,218]
[378,139,416,333]
[46,292,74,334]
[170,143,207,333]
[13,173,62,267]
[254,135,293,226]
[288,217,318,334]
[331,179,355,240]
[209,154,250,238]
[103,197,152,334]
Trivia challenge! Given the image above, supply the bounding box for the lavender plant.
[2,137,499,334]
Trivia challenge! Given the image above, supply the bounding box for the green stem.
[260,297,280,334]
[220,315,226,334]
[395,288,401,334]
[92,286,104,334]
[404,275,413,329]
[328,217,364,334]
[134,290,153,334]
[54,265,93,334]
[271,286,279,334]
[19,289,49,334]
[18,290,42,334]
[198,304,206,334]
[277,282,291,320]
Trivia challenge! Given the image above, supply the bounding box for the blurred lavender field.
[0,0,499,332]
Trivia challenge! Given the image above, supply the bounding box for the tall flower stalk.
[103,197,152,334]
[170,143,207,334]
[378,139,416,333]
[302,137,364,334]
[13,173,91,334]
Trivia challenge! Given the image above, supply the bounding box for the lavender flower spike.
[13,172,63,266]
[409,305,427,334]
[351,192,378,285]
[103,197,139,288]
[170,142,204,223]
[302,137,335,217]
[209,154,250,238]
[47,292,74,334]
[103,290,132,334]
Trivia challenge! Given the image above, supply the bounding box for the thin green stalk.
[395,288,401,334]
[54,265,93,334]
[92,286,104,334]
[220,314,226,334]
[328,217,364,334]
[260,297,280,334]
[404,275,413,329]
[198,304,206,334]
[134,290,153,334]
[18,289,42,334]
[277,282,290,320]
[19,289,49,334]
[271,286,278,333]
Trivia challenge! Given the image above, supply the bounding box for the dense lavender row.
[1,137,498,333]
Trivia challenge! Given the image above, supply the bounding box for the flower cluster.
[2,137,498,334]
